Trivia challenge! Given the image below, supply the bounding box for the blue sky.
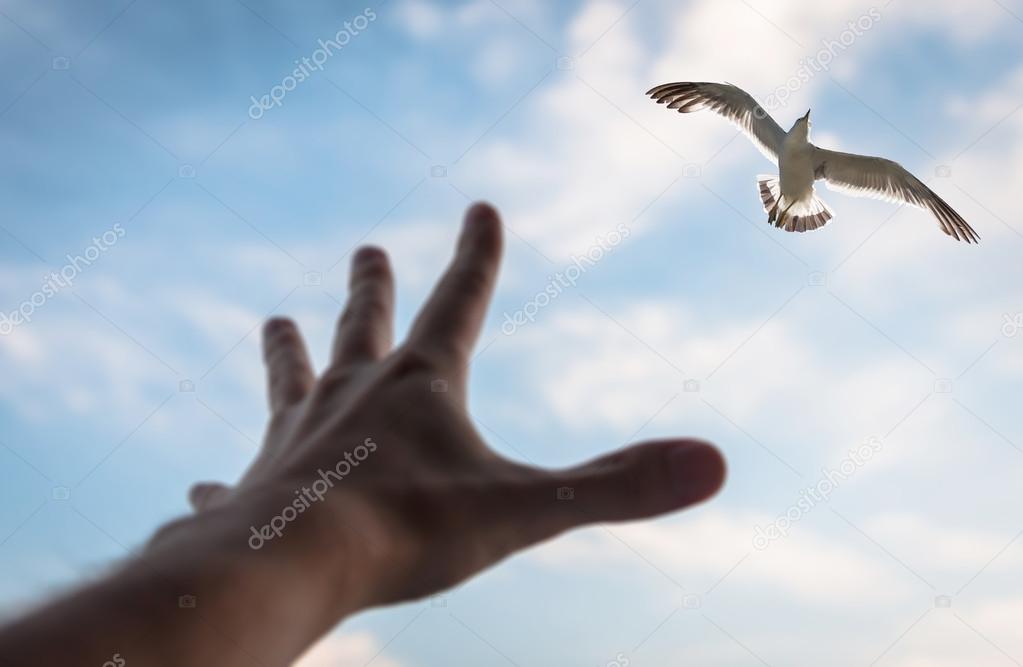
[2,0,1023,664]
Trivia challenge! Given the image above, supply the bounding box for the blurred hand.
[0,202,727,667]
[174,202,725,614]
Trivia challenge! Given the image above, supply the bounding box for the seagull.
[646,82,979,243]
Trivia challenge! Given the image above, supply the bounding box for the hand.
[0,203,726,667]
[175,202,725,616]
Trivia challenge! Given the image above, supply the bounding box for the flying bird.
[646,82,979,243]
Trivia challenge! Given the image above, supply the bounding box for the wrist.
[143,485,372,662]
[0,489,363,667]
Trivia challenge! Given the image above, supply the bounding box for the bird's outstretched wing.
[646,82,786,163]
[811,147,980,243]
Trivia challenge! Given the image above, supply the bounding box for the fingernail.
[667,442,726,505]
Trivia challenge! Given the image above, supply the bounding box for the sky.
[1,0,1023,664]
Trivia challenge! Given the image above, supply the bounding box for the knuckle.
[618,462,649,499]
[315,366,357,396]
[582,451,647,500]
[386,345,440,378]
[266,331,303,358]
[357,294,390,322]
[265,348,305,376]
[338,292,389,331]
[350,259,392,294]
[452,264,490,295]
[354,258,391,282]
[270,375,310,405]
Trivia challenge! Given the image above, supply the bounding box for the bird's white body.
[762,118,834,232]
[647,81,980,242]
[778,128,815,214]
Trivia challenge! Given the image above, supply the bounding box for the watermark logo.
[501,223,630,335]
[248,8,377,119]
[0,222,126,336]
[248,438,377,549]
[762,7,883,112]
[752,436,883,550]
[1002,313,1023,338]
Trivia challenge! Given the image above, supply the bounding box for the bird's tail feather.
[756,175,833,233]
[758,175,781,215]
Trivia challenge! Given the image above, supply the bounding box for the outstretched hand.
[175,202,725,617]
[0,203,726,667]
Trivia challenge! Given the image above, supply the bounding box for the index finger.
[406,202,503,364]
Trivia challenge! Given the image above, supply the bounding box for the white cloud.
[496,297,933,455]
[530,510,916,605]
[393,0,445,40]
[295,630,404,667]
[471,38,526,88]
[0,298,174,420]
[865,512,1014,581]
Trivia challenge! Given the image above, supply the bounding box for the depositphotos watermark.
[248,8,377,119]
[0,223,126,336]
[501,223,631,335]
[248,437,377,550]
[761,7,883,112]
[752,436,883,550]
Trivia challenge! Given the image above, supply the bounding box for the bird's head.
[791,109,812,137]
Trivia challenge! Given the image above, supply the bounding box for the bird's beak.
[802,109,811,121]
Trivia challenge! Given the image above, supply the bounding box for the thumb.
[536,439,726,537]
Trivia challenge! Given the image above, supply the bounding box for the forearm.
[0,497,350,667]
